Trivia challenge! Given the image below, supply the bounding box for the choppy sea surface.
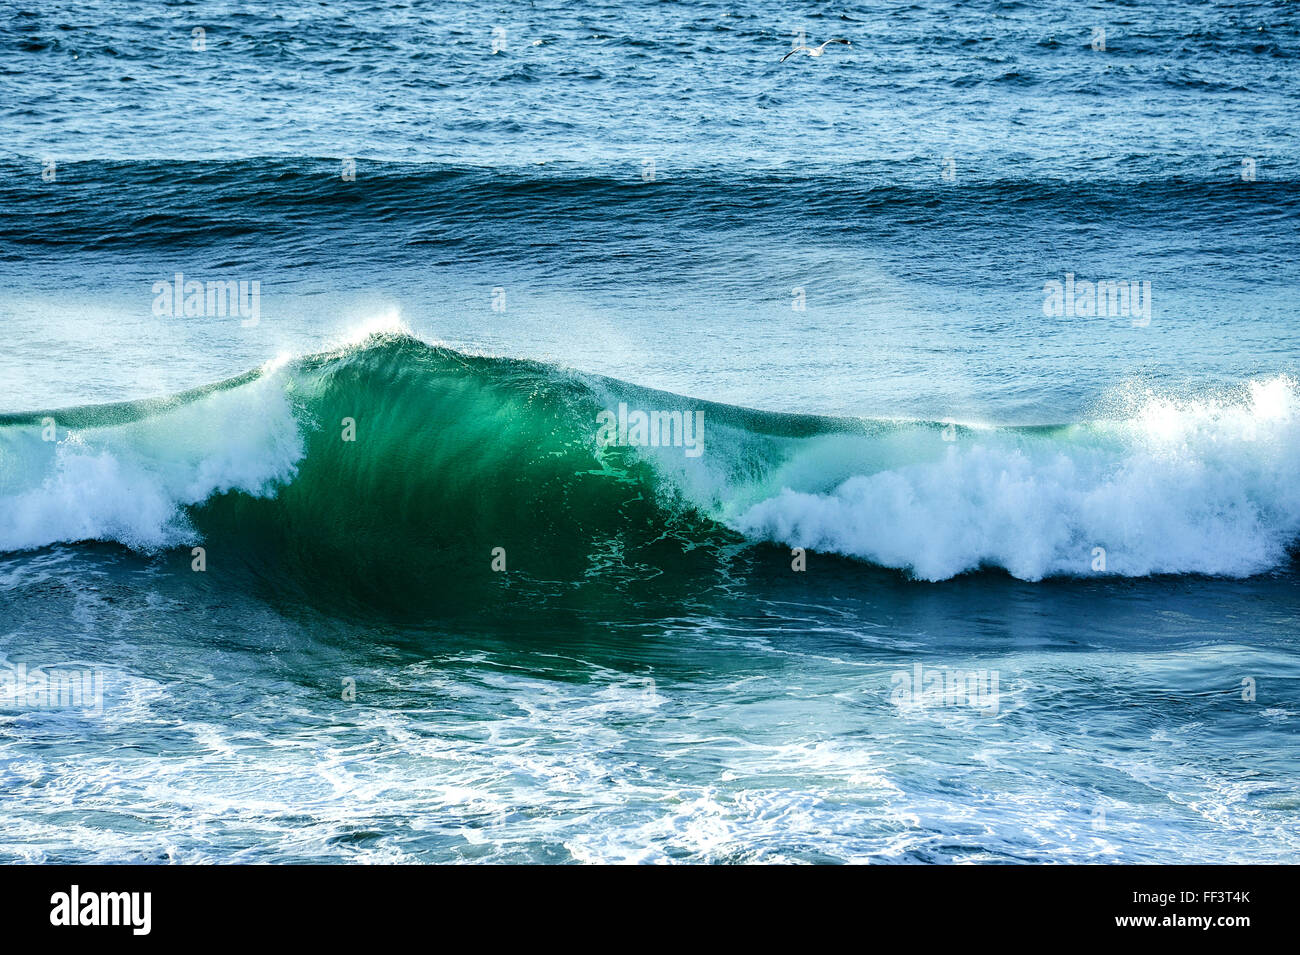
[0,0,1298,863]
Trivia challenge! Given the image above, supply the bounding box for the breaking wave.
[1,331,1296,603]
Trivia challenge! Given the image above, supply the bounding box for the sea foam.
[725,378,1300,580]
[0,371,303,553]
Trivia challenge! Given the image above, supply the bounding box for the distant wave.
[1,329,1297,597]
[2,159,1297,258]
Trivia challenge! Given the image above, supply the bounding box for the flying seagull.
[780,38,851,62]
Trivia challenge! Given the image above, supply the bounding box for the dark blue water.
[0,0,1297,863]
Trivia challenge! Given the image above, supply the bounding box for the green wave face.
[185,336,746,618]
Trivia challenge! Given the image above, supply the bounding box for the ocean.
[0,0,1298,863]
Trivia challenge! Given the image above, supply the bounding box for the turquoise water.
[1,0,1298,863]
